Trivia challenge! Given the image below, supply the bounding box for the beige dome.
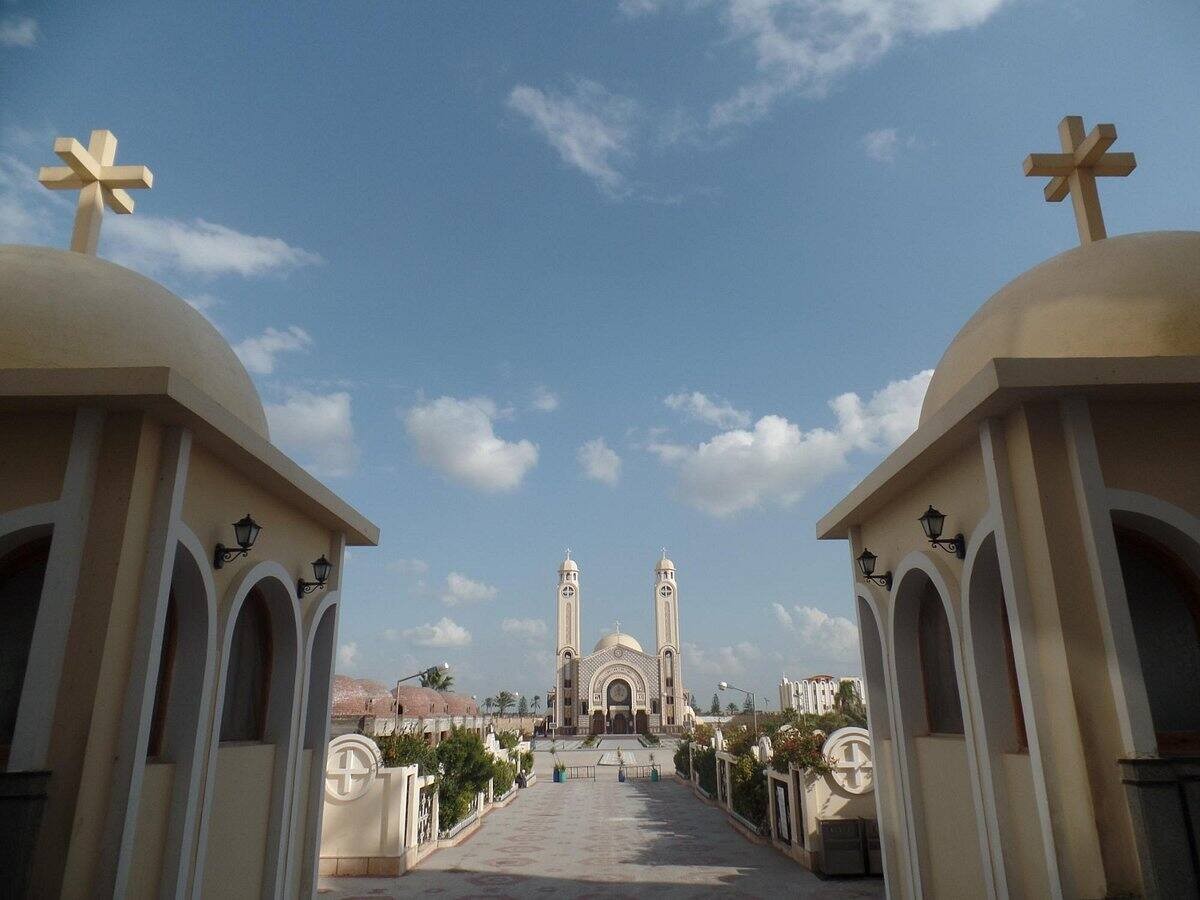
[921,231,1200,425]
[0,245,269,438]
[560,557,578,572]
[593,632,644,654]
[656,556,674,571]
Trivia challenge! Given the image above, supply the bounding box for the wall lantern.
[855,549,893,590]
[213,514,262,569]
[918,505,966,559]
[297,554,333,598]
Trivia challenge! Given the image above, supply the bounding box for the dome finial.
[1023,115,1136,246]
[38,130,154,255]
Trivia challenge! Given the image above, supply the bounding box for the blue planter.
[619,768,626,783]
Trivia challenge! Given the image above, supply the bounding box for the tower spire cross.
[1023,115,1136,245]
[38,130,153,255]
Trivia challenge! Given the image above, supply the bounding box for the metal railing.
[566,765,596,781]
[439,793,480,840]
[417,786,436,846]
[622,765,656,780]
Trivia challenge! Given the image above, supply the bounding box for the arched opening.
[1116,528,1200,756]
[893,568,984,896]
[857,596,896,875]
[0,531,51,769]
[220,587,273,742]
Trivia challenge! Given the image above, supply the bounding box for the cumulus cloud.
[405,396,538,492]
[684,640,758,677]
[404,617,472,647]
[774,602,860,659]
[0,17,38,48]
[105,216,321,278]
[389,558,430,576]
[578,437,622,485]
[337,642,358,667]
[651,370,931,516]
[442,572,499,607]
[234,325,312,375]
[507,79,638,194]
[862,127,918,163]
[265,390,360,477]
[531,386,560,412]
[664,391,751,429]
[501,618,549,641]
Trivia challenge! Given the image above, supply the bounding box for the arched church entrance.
[606,678,632,734]
[611,712,630,734]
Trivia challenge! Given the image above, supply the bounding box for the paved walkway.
[318,772,883,898]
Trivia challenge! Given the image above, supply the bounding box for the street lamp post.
[393,661,451,715]
[718,681,758,740]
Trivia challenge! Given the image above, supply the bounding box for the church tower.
[653,551,684,728]
[555,551,581,733]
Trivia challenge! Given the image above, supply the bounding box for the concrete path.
[318,771,883,898]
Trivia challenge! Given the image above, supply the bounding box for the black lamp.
[918,505,966,558]
[297,555,333,598]
[856,548,892,590]
[214,514,262,569]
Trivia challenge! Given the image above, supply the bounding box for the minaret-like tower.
[555,551,581,733]
[654,550,684,728]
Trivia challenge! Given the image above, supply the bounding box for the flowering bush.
[770,729,832,776]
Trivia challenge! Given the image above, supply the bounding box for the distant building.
[779,674,865,715]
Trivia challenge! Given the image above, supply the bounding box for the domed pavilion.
[0,131,378,899]
[819,117,1200,898]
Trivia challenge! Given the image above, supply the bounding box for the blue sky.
[3,1,1199,709]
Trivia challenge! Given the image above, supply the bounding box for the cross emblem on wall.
[325,744,377,801]
[831,736,874,794]
[38,130,153,255]
[1023,116,1136,245]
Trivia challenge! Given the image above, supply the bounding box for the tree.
[726,702,738,715]
[483,696,496,715]
[710,693,721,715]
[532,695,542,715]
[834,680,868,728]
[518,695,529,717]
[742,695,753,714]
[419,667,454,691]
[496,690,516,716]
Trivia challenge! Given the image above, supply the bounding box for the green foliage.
[673,740,692,778]
[497,730,519,751]
[642,732,660,746]
[518,750,534,774]
[770,729,832,776]
[725,702,738,715]
[722,724,754,757]
[491,758,516,796]
[581,734,598,747]
[730,754,769,831]
[435,727,494,829]
[495,690,516,716]
[835,681,868,728]
[518,695,529,716]
[374,732,437,774]
[709,693,721,715]
[694,746,717,795]
[419,667,454,691]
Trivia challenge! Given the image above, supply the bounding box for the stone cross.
[831,737,874,793]
[614,619,621,635]
[1023,116,1136,245]
[38,130,153,255]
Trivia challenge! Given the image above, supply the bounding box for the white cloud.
[0,17,38,48]
[389,558,430,576]
[664,391,751,429]
[404,617,472,647]
[405,396,538,492]
[233,325,313,375]
[704,0,1009,128]
[442,572,499,607]
[501,618,549,641]
[265,390,360,477]
[105,215,321,278]
[578,437,622,486]
[863,128,899,162]
[776,603,860,659]
[651,369,932,516]
[531,385,560,412]
[684,640,758,677]
[507,79,638,194]
[337,642,358,667]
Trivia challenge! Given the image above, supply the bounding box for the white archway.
[194,561,303,899]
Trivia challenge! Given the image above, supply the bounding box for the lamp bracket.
[929,534,967,559]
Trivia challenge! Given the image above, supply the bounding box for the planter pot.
[552,770,561,783]
[561,770,569,782]
[619,768,626,783]
[651,768,660,782]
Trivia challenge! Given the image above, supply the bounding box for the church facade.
[551,553,687,736]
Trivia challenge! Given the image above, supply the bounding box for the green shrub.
[436,727,495,829]
[770,729,832,776]
[673,740,692,778]
[492,758,516,796]
[518,750,534,774]
[497,730,519,751]
[694,746,717,795]
[731,754,769,831]
[375,732,437,775]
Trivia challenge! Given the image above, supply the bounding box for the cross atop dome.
[565,548,571,560]
[1023,115,1136,246]
[38,130,153,256]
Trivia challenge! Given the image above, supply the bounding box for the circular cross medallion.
[325,734,382,801]
[823,727,874,795]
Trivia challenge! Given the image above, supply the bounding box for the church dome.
[656,556,674,571]
[593,632,644,654]
[0,245,270,438]
[920,231,1200,425]
[560,557,578,572]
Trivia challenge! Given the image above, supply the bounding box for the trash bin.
[818,818,866,875]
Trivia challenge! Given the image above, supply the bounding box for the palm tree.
[532,695,542,716]
[725,702,738,715]
[483,696,496,716]
[834,680,867,727]
[419,667,454,691]
[496,690,516,716]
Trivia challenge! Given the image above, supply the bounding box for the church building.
[552,552,688,736]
